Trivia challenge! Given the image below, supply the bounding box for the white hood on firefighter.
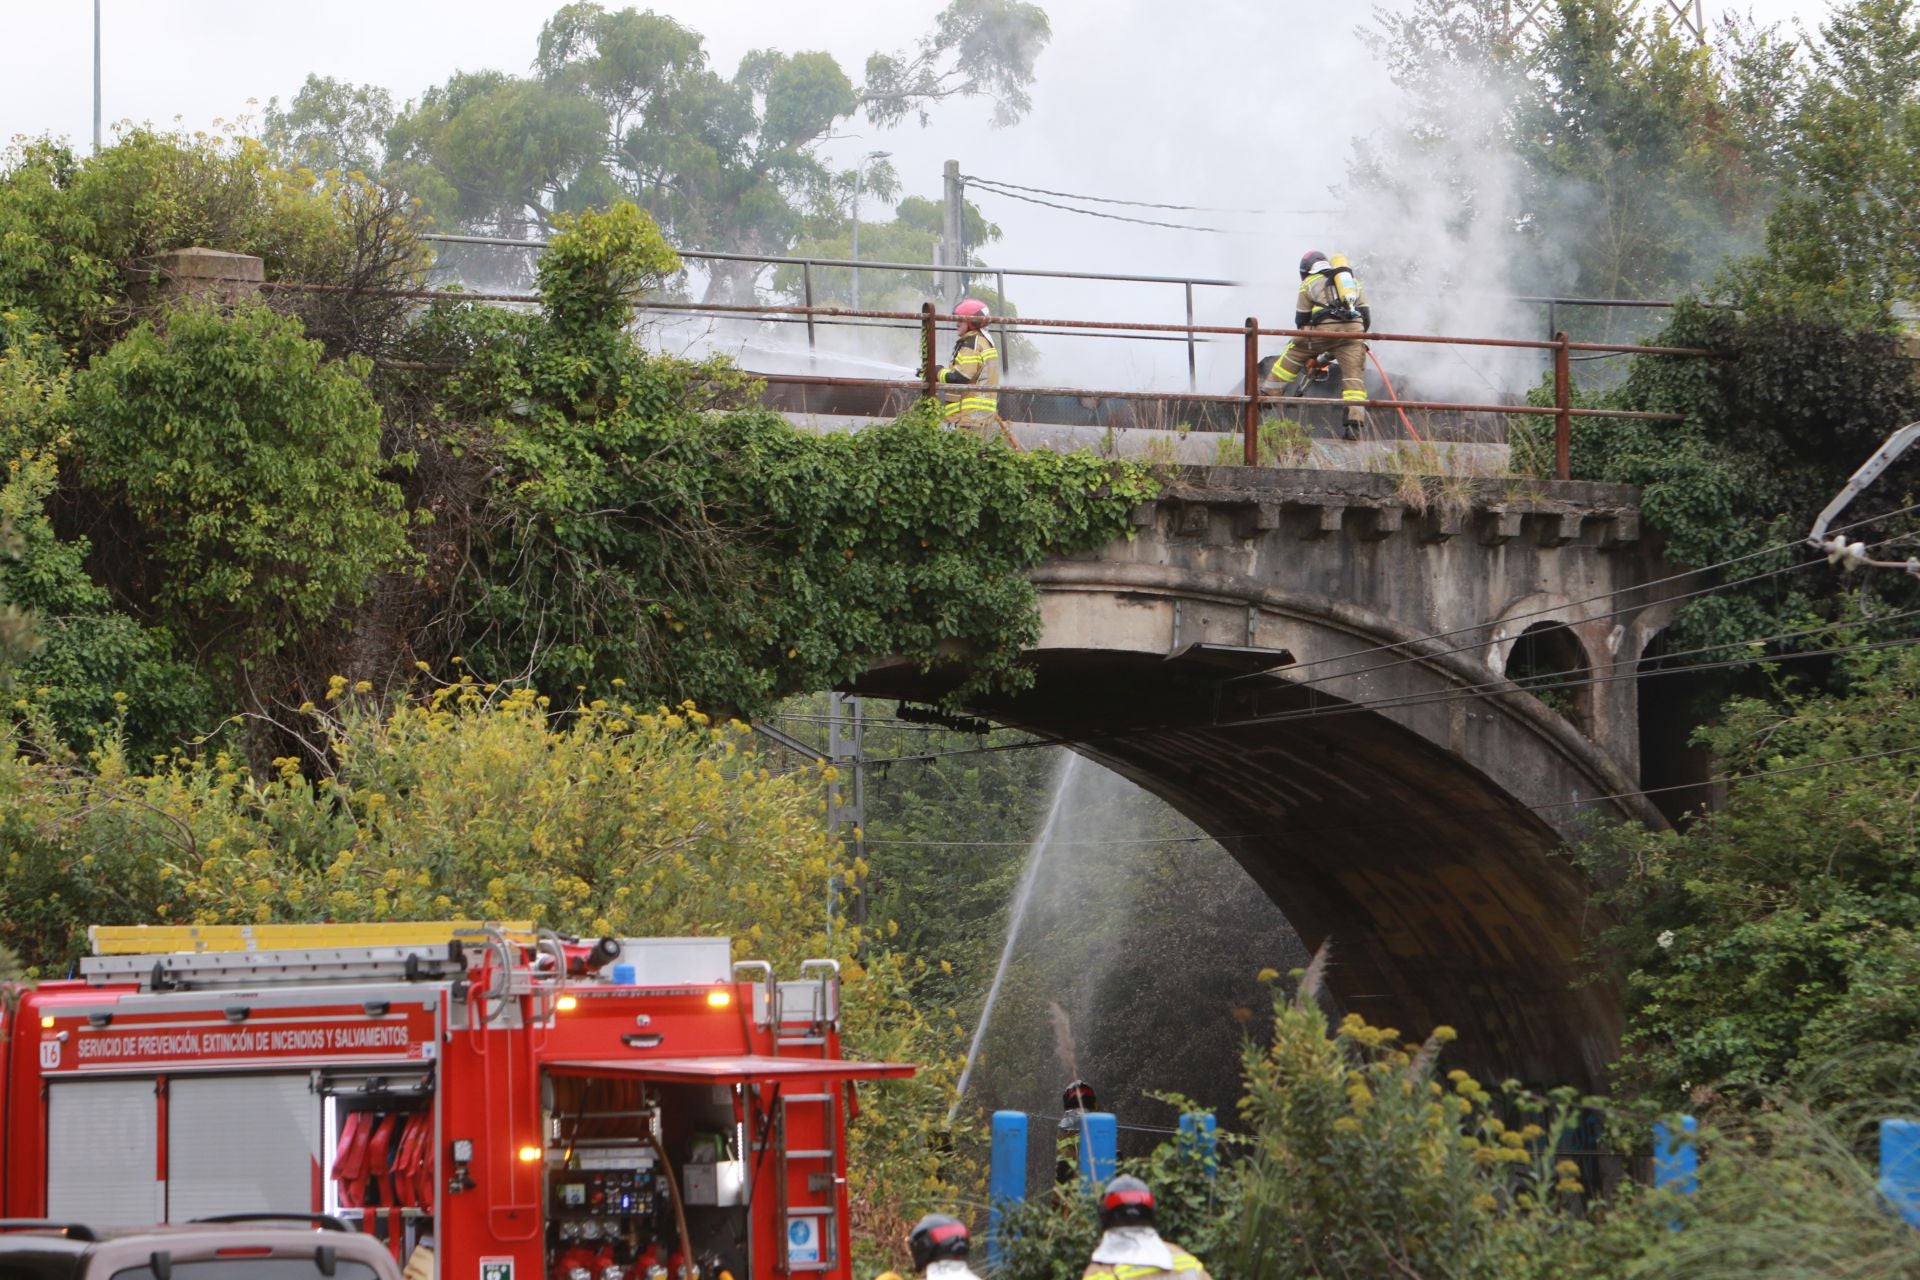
[926,1261,984,1280]
[1090,1226,1175,1270]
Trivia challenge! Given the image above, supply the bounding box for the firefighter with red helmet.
[1265,249,1372,441]
[1081,1176,1210,1280]
[903,1213,981,1280]
[931,298,1003,442]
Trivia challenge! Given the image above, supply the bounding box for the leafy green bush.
[1582,645,1920,1108]
[70,302,415,659]
[991,959,1609,1280]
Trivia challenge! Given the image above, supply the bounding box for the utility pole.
[92,0,102,153]
[941,159,966,309]
[826,694,868,933]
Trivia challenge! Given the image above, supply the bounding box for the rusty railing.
[262,282,1710,482]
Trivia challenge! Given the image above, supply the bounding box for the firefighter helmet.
[1063,1079,1096,1111]
[953,298,992,329]
[908,1213,970,1269]
[1098,1175,1157,1231]
[1300,249,1328,278]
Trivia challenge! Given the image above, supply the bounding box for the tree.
[1348,0,1787,324]
[271,2,1051,294]
[262,75,397,176]
[1757,0,1920,315]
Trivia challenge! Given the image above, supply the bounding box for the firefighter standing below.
[900,1213,982,1280]
[930,298,1003,443]
[1081,1176,1210,1280]
[1266,250,1372,441]
[1056,1078,1097,1186]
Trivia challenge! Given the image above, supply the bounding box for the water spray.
[947,752,1083,1125]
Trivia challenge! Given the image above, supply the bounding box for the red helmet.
[1300,249,1329,278]
[1099,1175,1156,1230]
[953,298,991,328]
[908,1213,969,1269]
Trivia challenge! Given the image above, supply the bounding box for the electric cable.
[864,734,1920,851]
[1239,499,1920,696]
[1211,616,1920,735]
[962,179,1229,234]
[844,621,1920,772]
[958,175,1324,217]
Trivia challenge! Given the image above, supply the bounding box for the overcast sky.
[0,0,1834,386]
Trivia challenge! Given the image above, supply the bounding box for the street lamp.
[849,150,890,309]
[93,0,102,153]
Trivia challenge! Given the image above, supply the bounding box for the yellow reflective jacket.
[1081,1246,1211,1280]
[937,328,1000,423]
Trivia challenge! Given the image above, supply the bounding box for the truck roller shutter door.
[46,1079,162,1226]
[167,1074,320,1221]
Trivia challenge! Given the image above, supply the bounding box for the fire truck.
[0,922,914,1280]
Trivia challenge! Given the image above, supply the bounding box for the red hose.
[1367,349,1425,443]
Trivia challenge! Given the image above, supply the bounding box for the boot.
[1342,419,1362,442]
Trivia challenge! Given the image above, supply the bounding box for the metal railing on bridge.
[280,236,1720,482]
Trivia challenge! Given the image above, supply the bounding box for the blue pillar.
[987,1111,1029,1266]
[1653,1116,1698,1194]
[1654,1114,1697,1230]
[1178,1112,1218,1178]
[1079,1112,1118,1189]
[1880,1118,1920,1228]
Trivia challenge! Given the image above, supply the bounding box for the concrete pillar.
[136,248,264,307]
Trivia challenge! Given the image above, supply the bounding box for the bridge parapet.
[1133,466,1642,549]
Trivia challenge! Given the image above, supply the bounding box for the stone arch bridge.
[851,465,1689,1089]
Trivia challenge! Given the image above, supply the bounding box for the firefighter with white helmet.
[931,298,1003,442]
[1265,250,1373,441]
[1080,1176,1211,1280]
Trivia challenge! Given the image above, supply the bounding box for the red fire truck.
[0,923,914,1280]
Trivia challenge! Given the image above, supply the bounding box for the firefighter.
[1056,1078,1097,1185]
[1081,1176,1211,1280]
[905,1212,982,1280]
[1266,250,1372,441]
[930,298,1003,442]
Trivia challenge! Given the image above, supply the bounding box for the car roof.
[0,1223,400,1275]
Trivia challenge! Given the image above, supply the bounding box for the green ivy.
[433,204,1157,714]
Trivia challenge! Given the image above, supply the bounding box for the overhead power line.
[1265,499,1920,694]
[962,178,1230,234]
[960,174,1331,217]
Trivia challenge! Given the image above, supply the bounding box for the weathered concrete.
[130,247,265,307]
[852,465,1683,1089]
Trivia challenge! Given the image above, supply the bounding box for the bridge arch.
[854,467,1683,1088]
